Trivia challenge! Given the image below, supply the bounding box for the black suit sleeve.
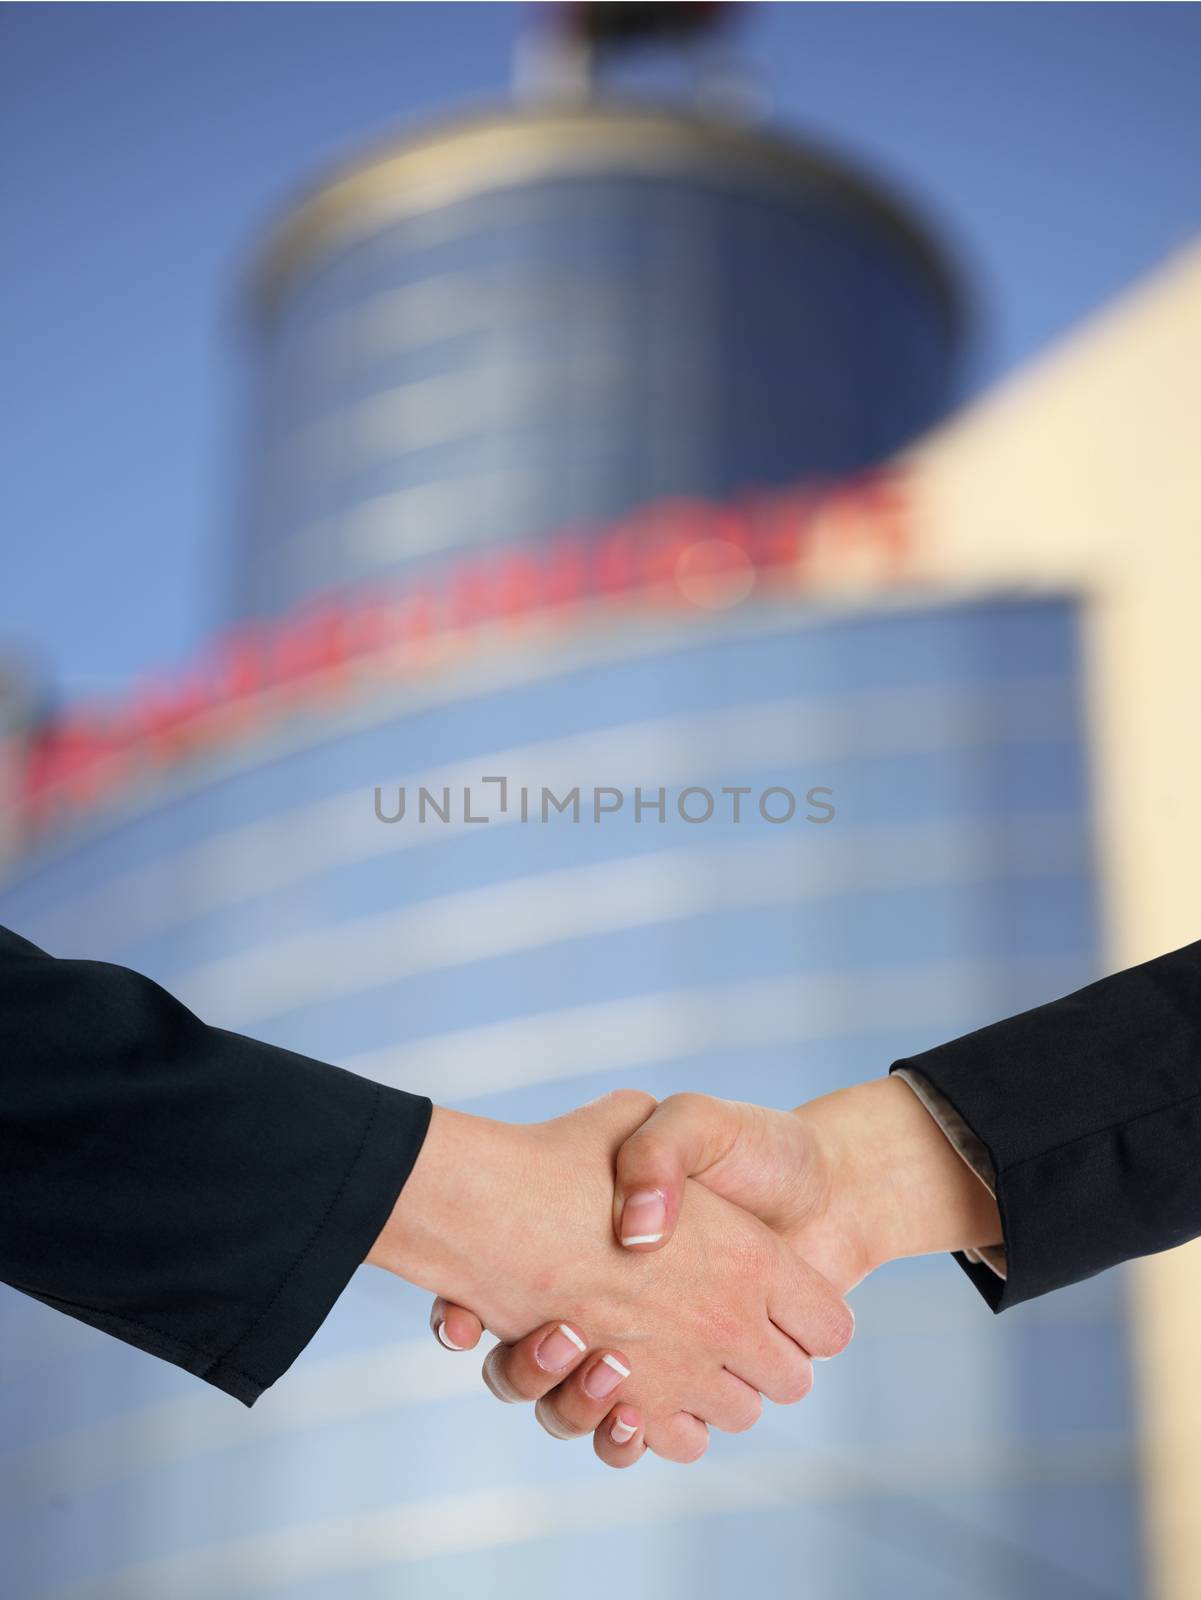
[891,940,1201,1310]
[0,925,432,1405]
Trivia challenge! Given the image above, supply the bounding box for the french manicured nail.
[535,1323,587,1372]
[610,1414,639,1445]
[584,1353,630,1400]
[435,1322,466,1352]
[620,1190,667,1246]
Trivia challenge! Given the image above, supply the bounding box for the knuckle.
[605,1087,657,1122]
[662,1091,710,1120]
[728,1393,763,1434]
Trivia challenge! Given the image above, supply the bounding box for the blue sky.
[2,3,1198,697]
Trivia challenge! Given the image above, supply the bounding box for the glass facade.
[0,597,1137,1598]
[237,112,954,618]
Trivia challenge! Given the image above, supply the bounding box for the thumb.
[613,1093,745,1252]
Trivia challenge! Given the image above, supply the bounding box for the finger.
[533,1349,633,1440]
[767,1249,856,1362]
[429,1298,484,1353]
[643,1410,709,1464]
[480,1321,590,1404]
[701,1371,764,1434]
[725,1324,813,1407]
[613,1093,744,1252]
[593,1404,646,1468]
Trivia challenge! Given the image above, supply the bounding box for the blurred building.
[236,100,954,616]
[1,14,1199,1599]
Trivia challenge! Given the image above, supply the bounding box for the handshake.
[366,1077,1003,1467]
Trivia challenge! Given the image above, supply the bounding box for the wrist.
[366,1105,529,1307]
[792,1076,1002,1280]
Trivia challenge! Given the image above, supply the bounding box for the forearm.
[0,925,431,1405]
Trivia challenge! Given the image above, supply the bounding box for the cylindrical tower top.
[236,101,959,619]
[252,103,957,327]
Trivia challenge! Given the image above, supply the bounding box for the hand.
[434,1079,1001,1461]
[605,1077,1003,1291]
[368,1089,854,1462]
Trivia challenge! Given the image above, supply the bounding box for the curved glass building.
[237,103,956,615]
[0,95,1138,1600]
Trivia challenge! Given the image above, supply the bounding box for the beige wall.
[906,238,1201,1599]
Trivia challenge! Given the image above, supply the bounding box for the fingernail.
[610,1414,639,1445]
[435,1322,466,1352]
[535,1323,587,1372]
[620,1190,666,1246]
[584,1353,630,1400]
